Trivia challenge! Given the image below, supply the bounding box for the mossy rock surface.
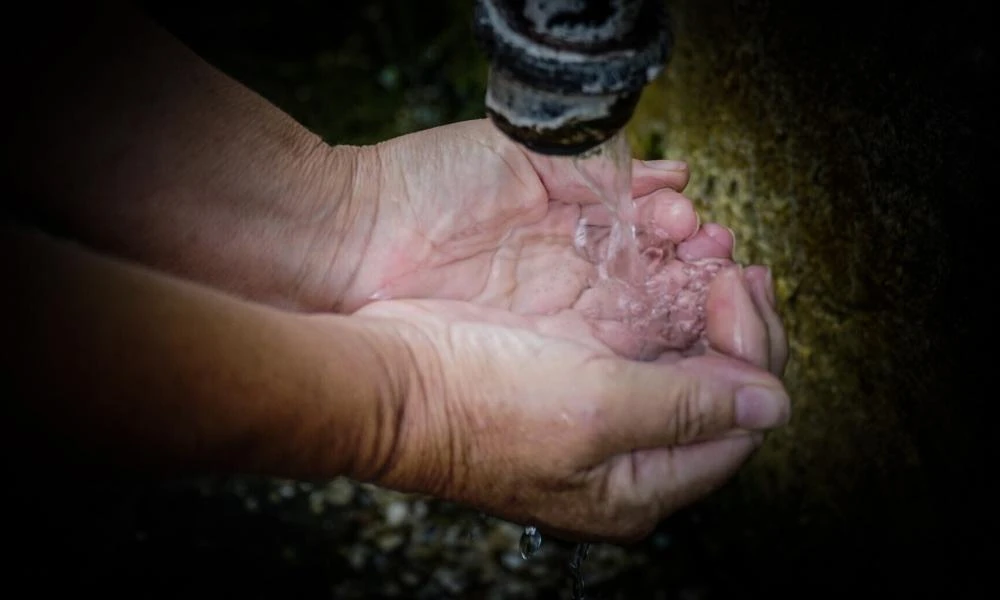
[621,1,993,595]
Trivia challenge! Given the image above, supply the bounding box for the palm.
[355,125,637,353]
[345,121,586,318]
[330,122,789,539]
[371,191,590,316]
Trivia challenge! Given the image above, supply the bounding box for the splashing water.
[568,129,722,362]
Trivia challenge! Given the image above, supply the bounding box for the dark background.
[4,0,996,598]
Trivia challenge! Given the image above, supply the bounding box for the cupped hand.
[339,119,787,375]
[332,119,791,541]
[355,298,789,542]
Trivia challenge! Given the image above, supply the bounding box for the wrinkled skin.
[331,120,789,542]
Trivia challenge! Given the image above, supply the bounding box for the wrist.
[288,142,381,313]
[282,312,417,481]
[336,310,466,499]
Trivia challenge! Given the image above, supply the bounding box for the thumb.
[593,354,790,456]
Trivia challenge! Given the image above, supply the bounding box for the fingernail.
[643,159,687,172]
[735,386,790,429]
[703,222,734,249]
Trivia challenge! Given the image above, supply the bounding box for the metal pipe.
[473,0,672,155]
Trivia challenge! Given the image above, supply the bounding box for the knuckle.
[665,376,710,444]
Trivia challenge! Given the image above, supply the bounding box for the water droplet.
[519,526,542,559]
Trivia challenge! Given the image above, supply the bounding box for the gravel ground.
[12,476,703,599]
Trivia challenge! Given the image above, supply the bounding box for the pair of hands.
[3,5,785,545]
[313,119,790,542]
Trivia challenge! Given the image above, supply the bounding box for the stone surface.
[620,1,993,597]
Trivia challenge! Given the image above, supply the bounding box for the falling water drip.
[519,525,543,559]
[568,542,592,600]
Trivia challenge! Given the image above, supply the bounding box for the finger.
[529,150,632,206]
[546,431,759,544]
[743,266,789,376]
[637,189,698,242]
[704,266,771,370]
[580,189,697,244]
[540,158,688,208]
[581,190,696,245]
[676,223,734,261]
[632,159,690,196]
[609,433,760,513]
[593,353,790,457]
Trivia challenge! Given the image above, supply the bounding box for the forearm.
[3,1,369,311]
[0,223,406,480]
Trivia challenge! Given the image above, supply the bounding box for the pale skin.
[1,2,790,542]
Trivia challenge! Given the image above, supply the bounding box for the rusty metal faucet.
[473,0,672,156]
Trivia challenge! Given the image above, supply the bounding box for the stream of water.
[571,131,643,286]
[519,130,641,600]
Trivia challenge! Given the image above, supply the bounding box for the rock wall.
[622,0,993,596]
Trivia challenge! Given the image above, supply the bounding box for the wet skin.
[342,120,786,375]
[327,119,789,540]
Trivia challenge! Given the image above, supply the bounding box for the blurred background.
[8,0,995,598]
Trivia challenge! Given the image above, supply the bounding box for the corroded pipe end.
[484,66,642,155]
[474,0,671,155]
